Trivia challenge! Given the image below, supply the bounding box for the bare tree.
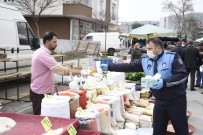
[132,22,143,29]
[13,0,61,38]
[162,0,194,38]
[93,11,111,32]
[186,15,200,39]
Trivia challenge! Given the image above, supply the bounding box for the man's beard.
[50,46,56,50]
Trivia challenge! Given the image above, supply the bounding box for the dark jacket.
[198,49,203,69]
[171,46,183,58]
[131,48,142,61]
[182,45,201,69]
[108,51,187,102]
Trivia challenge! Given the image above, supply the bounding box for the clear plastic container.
[75,110,101,131]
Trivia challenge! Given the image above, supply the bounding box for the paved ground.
[187,89,203,135]
[0,58,203,135]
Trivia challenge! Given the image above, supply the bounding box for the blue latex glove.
[151,78,163,90]
[100,64,108,71]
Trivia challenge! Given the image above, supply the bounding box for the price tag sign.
[87,101,93,107]
[105,86,110,94]
[44,94,52,100]
[92,94,97,102]
[67,124,77,135]
[77,107,84,115]
[41,116,52,132]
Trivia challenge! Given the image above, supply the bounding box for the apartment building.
[1,0,119,40]
[160,13,203,38]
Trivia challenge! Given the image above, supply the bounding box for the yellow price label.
[41,116,52,132]
[87,101,93,107]
[44,94,52,100]
[77,107,84,115]
[105,86,110,94]
[92,95,97,102]
[68,124,77,135]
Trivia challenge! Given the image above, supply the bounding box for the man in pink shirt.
[30,32,88,115]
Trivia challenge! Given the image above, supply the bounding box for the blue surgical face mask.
[147,50,156,59]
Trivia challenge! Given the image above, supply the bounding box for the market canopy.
[129,24,176,39]
[119,33,129,37]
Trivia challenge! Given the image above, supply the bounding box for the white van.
[83,32,121,55]
[0,3,39,56]
[0,3,39,71]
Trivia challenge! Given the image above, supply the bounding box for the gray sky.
[118,0,203,22]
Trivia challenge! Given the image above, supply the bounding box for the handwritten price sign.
[77,107,84,115]
[67,124,77,135]
[41,116,52,132]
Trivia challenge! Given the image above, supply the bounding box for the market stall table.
[0,112,79,135]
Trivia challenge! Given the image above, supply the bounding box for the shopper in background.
[128,43,135,54]
[130,43,142,62]
[182,40,201,91]
[128,38,138,54]
[30,31,90,115]
[194,43,203,88]
[171,41,184,59]
[181,39,188,48]
[100,38,188,135]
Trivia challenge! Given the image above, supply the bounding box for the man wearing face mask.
[30,32,91,115]
[100,38,188,135]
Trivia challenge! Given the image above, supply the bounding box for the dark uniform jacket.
[108,51,187,102]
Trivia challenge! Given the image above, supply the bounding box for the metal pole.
[77,58,80,69]
[105,27,107,54]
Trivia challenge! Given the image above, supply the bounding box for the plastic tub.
[97,95,124,122]
[100,58,113,65]
[63,88,87,109]
[41,96,70,119]
[166,124,196,135]
[86,104,114,134]
[107,72,125,87]
[58,91,80,118]
[75,110,101,131]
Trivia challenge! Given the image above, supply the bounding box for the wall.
[63,4,92,18]
[26,17,70,39]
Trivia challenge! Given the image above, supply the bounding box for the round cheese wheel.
[0,117,16,133]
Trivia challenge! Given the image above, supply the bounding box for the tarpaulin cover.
[0,112,79,135]
[129,24,176,38]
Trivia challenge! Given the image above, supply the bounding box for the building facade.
[1,0,119,40]
[160,13,203,38]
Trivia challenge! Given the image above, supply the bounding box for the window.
[112,3,116,20]
[100,0,105,15]
[80,20,95,40]
[4,0,14,2]
[71,19,79,40]
[86,36,93,41]
[17,22,35,46]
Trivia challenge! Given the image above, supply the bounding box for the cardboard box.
[141,77,158,88]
